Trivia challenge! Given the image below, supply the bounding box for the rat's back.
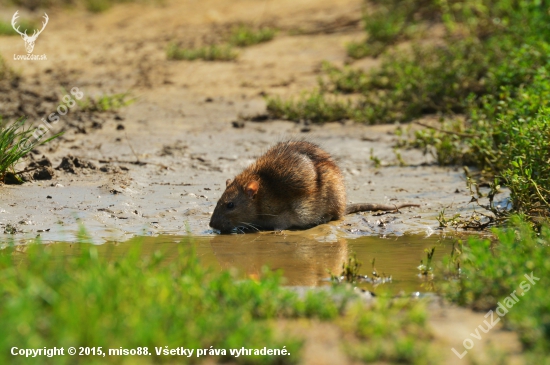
[246,141,347,229]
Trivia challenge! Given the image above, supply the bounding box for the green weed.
[320,61,369,94]
[330,254,392,287]
[166,25,271,62]
[0,241,306,364]
[85,0,112,12]
[0,19,36,36]
[346,42,372,59]
[394,148,406,167]
[0,117,62,184]
[76,92,135,112]
[85,0,164,13]
[441,217,550,360]
[351,0,525,61]
[436,209,461,228]
[330,252,362,283]
[369,147,381,168]
[167,43,238,61]
[347,3,413,59]
[343,297,436,364]
[411,77,550,222]
[229,25,276,47]
[417,247,435,276]
[265,91,351,124]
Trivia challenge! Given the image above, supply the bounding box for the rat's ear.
[245,180,259,199]
[226,179,232,187]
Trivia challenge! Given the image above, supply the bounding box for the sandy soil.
[0,0,521,363]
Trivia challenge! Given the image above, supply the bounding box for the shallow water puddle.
[53,232,453,294]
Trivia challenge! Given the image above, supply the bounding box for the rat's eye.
[226,202,235,209]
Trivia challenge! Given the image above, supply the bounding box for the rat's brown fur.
[209,141,419,233]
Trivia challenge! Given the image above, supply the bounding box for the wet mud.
[0,0,508,242]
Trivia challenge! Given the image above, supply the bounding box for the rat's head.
[209,178,260,233]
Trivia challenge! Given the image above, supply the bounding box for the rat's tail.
[345,203,420,215]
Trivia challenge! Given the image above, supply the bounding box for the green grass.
[84,0,165,13]
[0,19,36,36]
[167,43,238,61]
[405,39,550,221]
[343,298,436,364]
[266,91,351,124]
[84,0,163,13]
[0,117,62,184]
[76,92,135,112]
[441,217,550,361]
[228,25,276,47]
[0,235,437,364]
[348,0,521,60]
[84,0,114,12]
[347,3,413,59]
[0,241,302,364]
[166,25,273,62]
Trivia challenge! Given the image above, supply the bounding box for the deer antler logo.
[11,11,49,54]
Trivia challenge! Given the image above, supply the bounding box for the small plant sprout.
[330,254,391,286]
[393,148,407,167]
[436,208,461,228]
[448,240,462,277]
[166,44,238,61]
[369,148,382,168]
[330,252,363,283]
[75,91,135,112]
[228,25,276,47]
[417,247,435,277]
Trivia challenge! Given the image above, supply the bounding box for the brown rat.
[209,140,419,233]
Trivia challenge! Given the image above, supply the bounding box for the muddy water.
[54,232,453,294]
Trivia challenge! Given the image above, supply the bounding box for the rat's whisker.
[239,222,260,232]
[248,222,262,230]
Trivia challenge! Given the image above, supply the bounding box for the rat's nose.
[209,215,221,230]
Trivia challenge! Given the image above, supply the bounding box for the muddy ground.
[0,1,518,363]
[0,0,507,242]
